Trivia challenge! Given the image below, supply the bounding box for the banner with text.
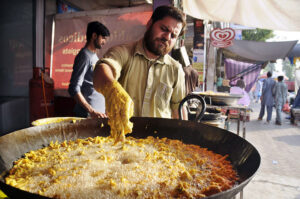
[51,5,152,95]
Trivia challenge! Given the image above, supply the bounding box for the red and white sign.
[210,28,235,48]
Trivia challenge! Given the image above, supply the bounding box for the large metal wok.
[0,117,260,199]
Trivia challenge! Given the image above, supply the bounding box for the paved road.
[229,102,300,199]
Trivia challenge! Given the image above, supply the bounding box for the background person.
[273,76,288,125]
[292,88,300,108]
[254,80,262,103]
[216,72,223,92]
[183,62,199,94]
[236,76,246,89]
[68,21,110,118]
[258,71,276,124]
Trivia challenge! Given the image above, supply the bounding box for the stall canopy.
[288,44,300,64]
[223,40,298,62]
[61,0,152,11]
[182,0,300,32]
[288,44,300,57]
[224,58,262,92]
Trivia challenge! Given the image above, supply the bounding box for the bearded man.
[93,6,186,139]
[68,21,110,118]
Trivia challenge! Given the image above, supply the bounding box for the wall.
[0,0,33,97]
[0,0,33,133]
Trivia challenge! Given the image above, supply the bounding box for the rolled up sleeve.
[97,45,130,80]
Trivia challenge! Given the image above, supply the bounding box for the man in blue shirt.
[68,21,110,118]
[258,71,276,123]
[273,76,288,125]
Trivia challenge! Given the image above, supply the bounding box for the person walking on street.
[68,21,110,118]
[258,71,276,123]
[273,76,288,125]
[254,80,262,103]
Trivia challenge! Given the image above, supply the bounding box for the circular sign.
[210,28,235,48]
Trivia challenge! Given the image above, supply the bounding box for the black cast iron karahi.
[0,117,260,199]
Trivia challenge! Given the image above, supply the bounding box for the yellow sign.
[192,62,203,72]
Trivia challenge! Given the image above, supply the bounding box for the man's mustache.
[157,38,169,47]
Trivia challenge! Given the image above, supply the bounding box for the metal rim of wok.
[0,117,261,199]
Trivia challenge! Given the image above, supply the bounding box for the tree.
[282,58,295,81]
[242,28,274,41]
[263,62,276,73]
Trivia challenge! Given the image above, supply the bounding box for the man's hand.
[74,92,107,118]
[93,63,134,143]
[88,109,107,119]
[101,80,134,143]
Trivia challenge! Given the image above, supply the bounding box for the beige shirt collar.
[134,39,173,66]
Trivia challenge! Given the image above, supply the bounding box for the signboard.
[193,19,205,86]
[193,19,204,49]
[192,49,204,85]
[210,28,235,48]
[51,6,152,95]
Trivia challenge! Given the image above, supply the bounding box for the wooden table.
[206,105,252,139]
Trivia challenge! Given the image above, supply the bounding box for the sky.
[266,30,300,73]
[268,30,300,43]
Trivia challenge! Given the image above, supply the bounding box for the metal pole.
[237,111,240,136]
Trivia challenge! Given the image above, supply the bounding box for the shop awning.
[287,44,300,64]
[182,0,300,31]
[223,40,298,62]
[288,44,300,58]
[224,58,261,92]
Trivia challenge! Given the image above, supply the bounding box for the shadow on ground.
[273,135,300,147]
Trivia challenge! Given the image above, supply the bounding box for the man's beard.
[144,27,171,56]
[94,39,102,49]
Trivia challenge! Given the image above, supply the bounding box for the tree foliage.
[282,58,295,81]
[242,28,274,41]
[263,62,276,73]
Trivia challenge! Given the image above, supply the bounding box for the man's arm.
[262,80,266,94]
[171,64,187,120]
[172,109,179,119]
[93,63,115,92]
[93,62,134,143]
[173,106,187,120]
[283,84,288,103]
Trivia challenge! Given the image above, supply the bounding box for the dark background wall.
[0,0,33,134]
[0,0,33,97]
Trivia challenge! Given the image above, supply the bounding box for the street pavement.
[229,102,300,199]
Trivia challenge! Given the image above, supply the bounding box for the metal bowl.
[192,92,243,106]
